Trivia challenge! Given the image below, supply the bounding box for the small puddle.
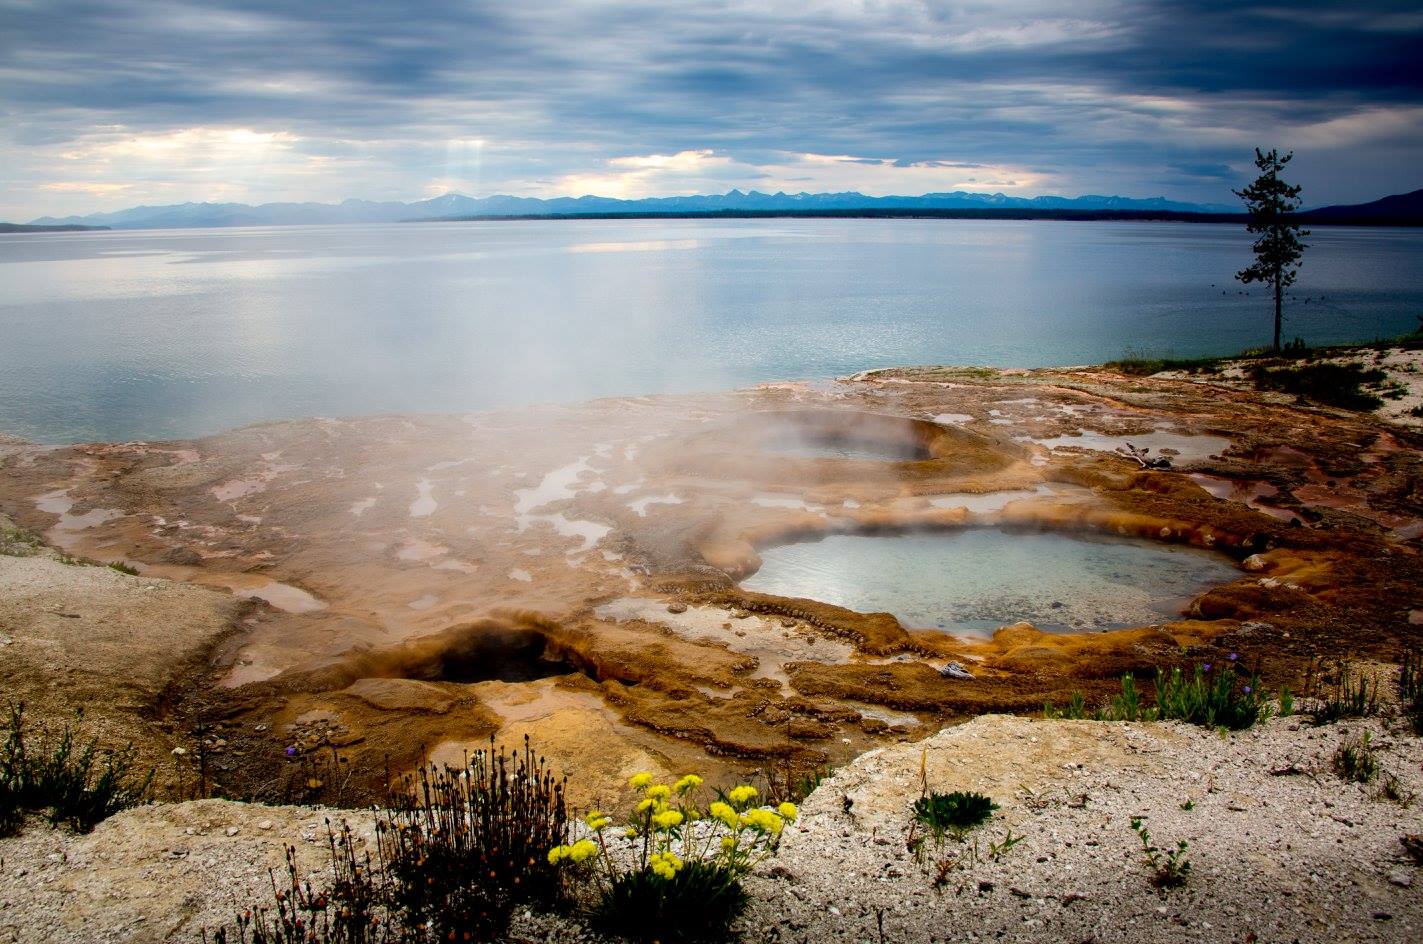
[1188,474,1297,522]
[409,478,437,517]
[514,457,595,514]
[1034,428,1229,465]
[740,528,1237,635]
[751,493,825,512]
[928,485,1061,513]
[230,578,328,614]
[628,493,684,516]
[35,489,124,533]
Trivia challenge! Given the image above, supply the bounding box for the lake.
[1,219,1419,443]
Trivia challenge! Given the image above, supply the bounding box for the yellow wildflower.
[674,774,704,793]
[720,835,736,851]
[636,797,655,814]
[624,826,639,839]
[567,839,599,863]
[651,809,684,830]
[708,801,738,829]
[584,810,612,831]
[547,844,569,865]
[628,772,654,790]
[645,784,672,801]
[777,801,799,821]
[649,851,684,880]
[740,808,784,836]
[727,785,758,806]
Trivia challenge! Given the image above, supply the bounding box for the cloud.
[1,0,1419,218]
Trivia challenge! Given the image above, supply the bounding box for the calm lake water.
[2,219,1420,443]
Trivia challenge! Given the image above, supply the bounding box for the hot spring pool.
[739,528,1237,634]
[761,437,930,461]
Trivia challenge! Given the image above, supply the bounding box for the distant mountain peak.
[23,186,1265,229]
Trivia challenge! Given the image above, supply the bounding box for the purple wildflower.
[285,746,297,757]
[1202,663,1211,672]
[1243,685,1252,694]
[1228,652,1238,661]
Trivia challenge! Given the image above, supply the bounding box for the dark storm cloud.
[1,0,1419,216]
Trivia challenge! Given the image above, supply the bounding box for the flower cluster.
[649,851,683,879]
[547,838,599,865]
[546,770,800,889]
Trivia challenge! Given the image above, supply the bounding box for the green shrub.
[913,790,997,839]
[380,739,569,940]
[588,859,748,944]
[1399,652,1423,735]
[1130,816,1190,889]
[1308,666,1378,725]
[1248,361,1386,410]
[1047,663,1271,730]
[1154,662,1273,730]
[1043,690,1089,720]
[1332,732,1377,784]
[209,737,568,944]
[0,702,151,836]
[1103,352,1223,376]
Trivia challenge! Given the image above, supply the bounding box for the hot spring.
[739,528,1238,634]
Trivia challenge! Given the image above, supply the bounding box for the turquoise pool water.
[740,528,1238,634]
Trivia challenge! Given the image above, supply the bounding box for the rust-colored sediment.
[1,368,1420,807]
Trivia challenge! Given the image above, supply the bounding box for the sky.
[2,0,1420,220]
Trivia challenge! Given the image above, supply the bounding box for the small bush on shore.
[209,737,568,943]
[1305,664,1378,725]
[1154,661,1273,730]
[1332,732,1378,784]
[1130,816,1191,890]
[1248,361,1387,410]
[1045,661,1271,731]
[0,702,151,836]
[1399,651,1423,735]
[208,822,383,944]
[1104,354,1224,376]
[913,790,997,840]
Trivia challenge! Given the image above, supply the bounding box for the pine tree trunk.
[1273,272,1283,352]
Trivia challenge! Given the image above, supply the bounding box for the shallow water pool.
[761,436,929,461]
[740,528,1237,634]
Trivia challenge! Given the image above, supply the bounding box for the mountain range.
[26,189,1238,230]
[18,187,1422,230]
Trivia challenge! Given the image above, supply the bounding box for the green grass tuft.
[1046,662,1272,731]
[1399,652,1423,735]
[913,790,997,840]
[0,702,152,836]
[1332,732,1378,784]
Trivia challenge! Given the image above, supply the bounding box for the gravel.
[1,714,1418,943]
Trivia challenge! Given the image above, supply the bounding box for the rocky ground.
[1156,344,1423,430]
[0,713,1418,943]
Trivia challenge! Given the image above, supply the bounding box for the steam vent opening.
[408,628,577,684]
[739,529,1238,634]
[753,410,937,461]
